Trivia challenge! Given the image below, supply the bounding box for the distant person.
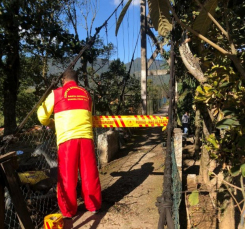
[37,69,101,218]
[182,112,190,134]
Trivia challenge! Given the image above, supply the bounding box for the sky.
[75,0,163,64]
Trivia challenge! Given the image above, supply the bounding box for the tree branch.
[179,39,207,83]
[225,183,242,213]
[195,0,228,38]
[211,172,242,191]
[146,26,170,66]
[167,1,229,54]
[196,0,244,77]
[66,4,78,38]
[89,0,99,37]
[167,1,245,79]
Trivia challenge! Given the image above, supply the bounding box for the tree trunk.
[3,3,20,135]
[219,198,235,229]
[42,54,49,87]
[199,106,213,185]
[194,106,202,159]
[199,144,210,184]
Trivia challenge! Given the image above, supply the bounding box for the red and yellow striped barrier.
[92,115,168,128]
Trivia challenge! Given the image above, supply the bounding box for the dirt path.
[62,109,168,229]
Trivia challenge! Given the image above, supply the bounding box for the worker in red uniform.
[37,69,101,218]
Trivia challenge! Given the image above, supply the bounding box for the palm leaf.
[147,0,172,36]
[193,0,218,36]
[115,0,133,36]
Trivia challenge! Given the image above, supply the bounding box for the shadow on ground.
[67,163,155,229]
[63,126,166,229]
[61,106,169,229]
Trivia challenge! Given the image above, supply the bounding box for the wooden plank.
[148,69,168,76]
[0,179,4,229]
[0,151,16,163]
[133,70,169,77]
[1,160,34,229]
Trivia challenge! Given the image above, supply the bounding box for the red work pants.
[57,138,101,217]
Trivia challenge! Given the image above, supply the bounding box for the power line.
[147,36,165,90]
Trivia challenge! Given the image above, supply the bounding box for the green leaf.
[196,85,205,94]
[219,82,233,88]
[241,164,245,177]
[188,190,199,206]
[193,0,218,36]
[147,0,172,36]
[230,165,241,177]
[206,134,219,149]
[115,0,133,36]
[215,124,230,130]
[194,96,207,102]
[223,109,239,117]
[216,118,240,129]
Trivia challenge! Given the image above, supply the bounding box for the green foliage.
[0,0,79,134]
[173,1,245,203]
[16,88,38,128]
[195,65,245,124]
[193,0,218,36]
[91,59,141,115]
[168,0,245,223]
[229,164,245,177]
[222,1,245,51]
[241,164,245,177]
[188,190,199,206]
[147,79,162,99]
[216,118,240,129]
[147,0,172,36]
[0,0,76,58]
[177,76,197,130]
[230,165,241,177]
[15,56,46,127]
[115,0,172,37]
[115,0,133,36]
[203,66,245,167]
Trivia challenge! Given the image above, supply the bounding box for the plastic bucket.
[44,214,64,229]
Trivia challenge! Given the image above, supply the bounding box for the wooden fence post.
[0,152,34,229]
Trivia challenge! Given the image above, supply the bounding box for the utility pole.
[140,0,147,115]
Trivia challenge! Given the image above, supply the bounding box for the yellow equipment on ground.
[44,214,64,229]
[18,171,49,185]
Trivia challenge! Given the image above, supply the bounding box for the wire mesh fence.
[1,101,174,229]
[3,125,58,229]
[1,118,104,229]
